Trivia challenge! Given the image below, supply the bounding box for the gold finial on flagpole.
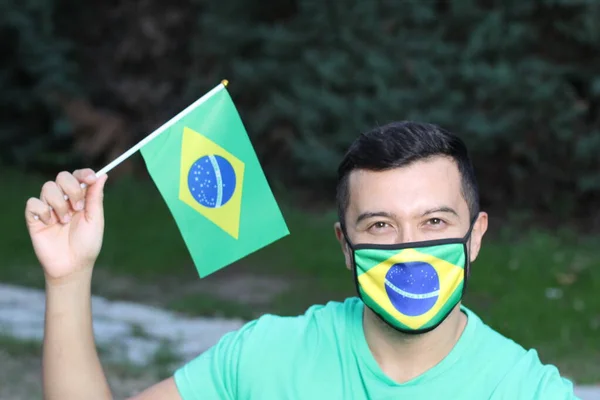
[221,79,229,87]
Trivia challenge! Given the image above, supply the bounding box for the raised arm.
[25,169,182,400]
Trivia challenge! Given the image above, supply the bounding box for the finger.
[56,171,85,211]
[25,197,53,226]
[40,181,71,223]
[73,169,97,188]
[84,173,108,221]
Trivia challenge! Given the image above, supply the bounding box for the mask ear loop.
[340,221,363,301]
[461,216,479,297]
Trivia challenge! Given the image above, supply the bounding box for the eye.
[369,221,392,231]
[426,218,445,227]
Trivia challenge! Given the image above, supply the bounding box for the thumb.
[85,174,108,221]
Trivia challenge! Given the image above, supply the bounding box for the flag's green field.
[3,170,599,383]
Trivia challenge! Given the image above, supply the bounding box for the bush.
[3,0,600,216]
[193,0,600,214]
[0,0,79,169]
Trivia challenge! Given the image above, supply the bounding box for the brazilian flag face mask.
[344,223,474,334]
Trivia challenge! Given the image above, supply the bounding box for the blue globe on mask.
[384,262,440,317]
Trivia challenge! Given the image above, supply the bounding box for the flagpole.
[92,80,229,180]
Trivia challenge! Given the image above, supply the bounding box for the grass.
[465,229,600,383]
[2,169,599,384]
[0,334,42,358]
[0,332,113,361]
[168,293,258,320]
[0,333,175,399]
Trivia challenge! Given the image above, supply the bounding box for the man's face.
[335,156,488,270]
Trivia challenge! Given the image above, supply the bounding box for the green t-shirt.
[174,297,578,399]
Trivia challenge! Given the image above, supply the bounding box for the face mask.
[344,224,474,334]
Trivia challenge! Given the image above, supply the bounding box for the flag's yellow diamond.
[358,248,464,329]
[178,127,245,239]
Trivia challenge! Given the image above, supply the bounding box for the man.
[25,121,578,399]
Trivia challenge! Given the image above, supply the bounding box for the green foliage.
[3,0,600,214]
[193,0,600,213]
[0,0,79,168]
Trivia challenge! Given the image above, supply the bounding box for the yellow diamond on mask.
[356,247,465,330]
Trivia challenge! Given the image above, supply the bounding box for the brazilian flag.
[139,82,289,277]
[355,243,465,331]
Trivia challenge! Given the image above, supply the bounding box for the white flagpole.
[94,80,229,178]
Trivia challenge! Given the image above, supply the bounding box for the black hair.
[336,121,480,225]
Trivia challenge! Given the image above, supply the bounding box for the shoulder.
[192,296,359,361]
[225,297,360,374]
[173,298,360,399]
[231,298,360,377]
[492,349,577,399]
[243,297,360,345]
[463,308,576,399]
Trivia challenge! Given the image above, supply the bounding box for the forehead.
[346,156,467,219]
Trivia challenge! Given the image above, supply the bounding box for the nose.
[395,225,417,244]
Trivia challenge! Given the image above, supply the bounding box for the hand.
[25,169,108,284]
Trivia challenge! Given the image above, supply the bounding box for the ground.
[1,170,599,398]
[0,343,163,399]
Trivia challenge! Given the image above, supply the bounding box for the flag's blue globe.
[384,261,440,316]
[187,155,236,208]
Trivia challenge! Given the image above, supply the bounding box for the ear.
[469,212,489,262]
[334,222,353,271]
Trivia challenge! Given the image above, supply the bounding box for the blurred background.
[1,0,599,398]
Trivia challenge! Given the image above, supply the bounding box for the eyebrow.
[421,206,459,217]
[355,211,396,224]
[355,206,459,225]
